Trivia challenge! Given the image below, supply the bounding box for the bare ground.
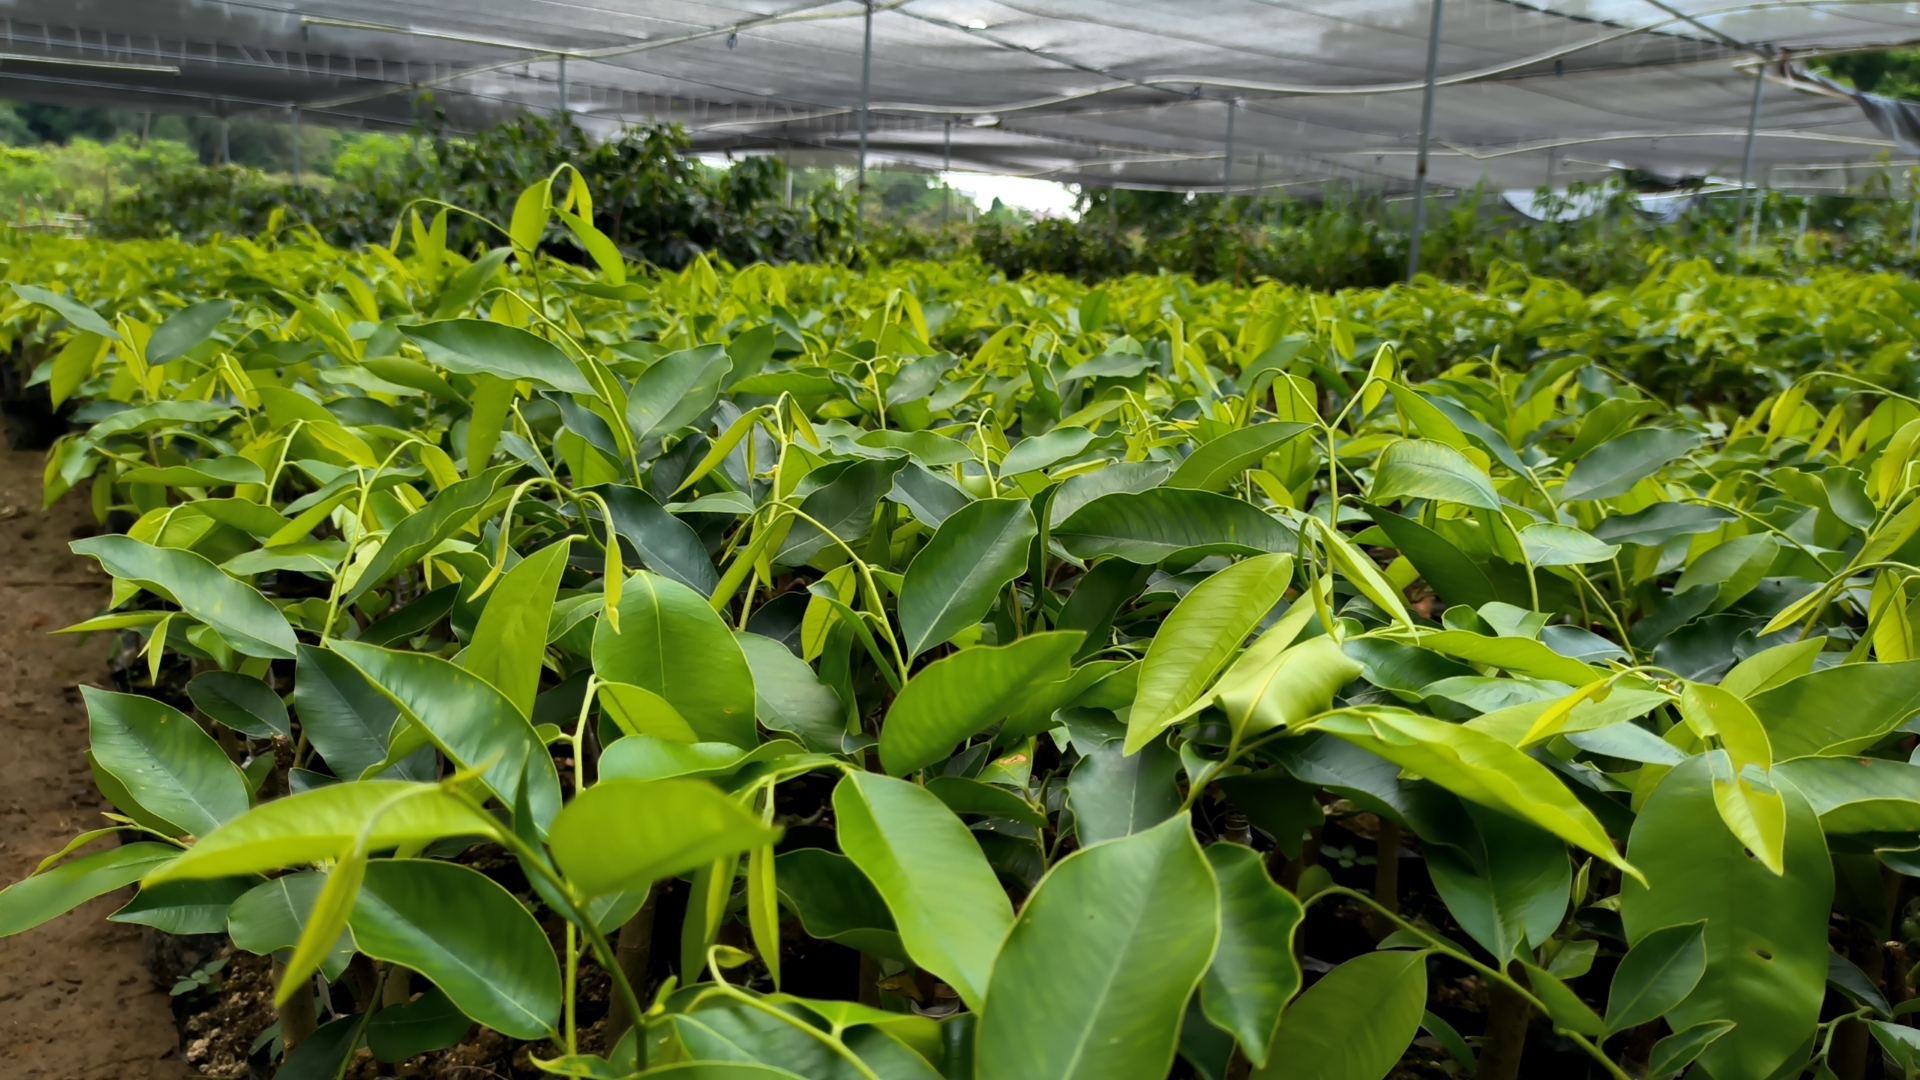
[0,437,191,1078]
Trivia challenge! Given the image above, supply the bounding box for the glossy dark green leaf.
[775,847,906,961]
[1748,659,1920,759]
[1604,921,1708,1036]
[344,465,515,604]
[1200,843,1304,1068]
[1422,796,1569,963]
[13,282,119,337]
[1252,943,1427,1079]
[1620,755,1832,1080]
[880,632,1080,774]
[84,687,250,838]
[1169,422,1313,492]
[463,539,571,717]
[1049,460,1174,526]
[593,571,758,747]
[1589,502,1735,547]
[404,319,592,393]
[626,344,731,450]
[1001,426,1095,474]
[121,455,265,488]
[898,497,1037,657]
[886,462,972,527]
[108,875,258,934]
[186,671,289,739]
[1559,428,1703,502]
[1369,438,1500,510]
[1364,508,1499,608]
[1648,1020,1735,1078]
[778,458,906,564]
[833,771,1013,1011]
[549,779,778,898]
[226,871,353,979]
[367,987,474,1063]
[925,776,1047,830]
[1069,734,1181,845]
[349,859,560,1039]
[1057,558,1154,660]
[71,536,296,658]
[1773,756,1920,832]
[736,630,848,752]
[0,843,178,937]
[331,640,564,831]
[276,1015,364,1080]
[357,584,458,647]
[976,815,1218,1080]
[1056,488,1295,564]
[294,644,433,782]
[595,484,720,594]
[147,299,234,363]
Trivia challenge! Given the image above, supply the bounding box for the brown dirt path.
[0,435,190,1078]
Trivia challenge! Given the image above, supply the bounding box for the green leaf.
[1001,426,1095,474]
[778,458,905,564]
[1310,708,1638,881]
[1518,961,1603,1036]
[975,815,1219,1080]
[1589,502,1735,547]
[548,779,779,898]
[404,319,592,393]
[510,178,550,251]
[294,644,432,782]
[84,687,250,838]
[1127,554,1295,753]
[330,640,564,831]
[1414,629,1603,686]
[49,329,107,407]
[367,987,474,1063]
[632,1066,807,1079]
[1559,428,1702,502]
[1200,843,1304,1068]
[344,465,515,604]
[737,631,848,753]
[1774,756,1920,833]
[1056,488,1296,564]
[1748,659,1920,759]
[1252,949,1427,1080]
[349,859,560,1039]
[1519,523,1620,567]
[1647,1020,1736,1078]
[925,775,1048,830]
[1313,519,1412,629]
[226,872,353,979]
[1718,637,1825,699]
[1620,755,1832,1080]
[1369,438,1500,510]
[464,539,571,717]
[1422,796,1569,963]
[775,847,905,961]
[593,571,758,747]
[1364,508,1501,609]
[146,780,500,883]
[832,771,1014,1012]
[898,497,1037,657]
[12,283,119,338]
[1603,921,1708,1036]
[0,843,178,937]
[1213,633,1362,744]
[109,875,258,934]
[1168,422,1314,492]
[71,536,296,658]
[186,671,290,739]
[121,456,266,488]
[880,632,1081,774]
[626,345,732,452]
[147,299,234,363]
[1069,735,1182,845]
[595,484,720,595]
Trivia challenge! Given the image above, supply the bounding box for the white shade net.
[8,0,1920,194]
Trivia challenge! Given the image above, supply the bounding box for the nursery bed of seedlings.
[3,174,1920,1080]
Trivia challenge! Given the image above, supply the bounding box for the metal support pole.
[1735,59,1766,243]
[1222,99,1236,200]
[290,107,301,185]
[784,144,793,207]
[1406,0,1444,283]
[942,118,952,225]
[219,118,229,166]
[1546,151,1555,193]
[856,0,873,243]
[1748,165,1767,248]
[1251,152,1264,220]
[1908,192,1918,253]
[557,55,567,117]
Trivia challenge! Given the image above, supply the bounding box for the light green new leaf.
[1168,422,1313,492]
[464,539,571,717]
[1603,921,1708,1036]
[1254,949,1427,1080]
[1719,637,1825,699]
[593,571,757,748]
[146,781,501,883]
[403,319,592,393]
[0,843,178,937]
[1128,554,1295,753]
[976,815,1219,1080]
[1313,518,1412,629]
[330,640,564,832]
[548,779,779,898]
[121,456,265,488]
[1309,709,1638,881]
[1213,634,1361,744]
[350,859,561,1039]
[898,497,1037,657]
[880,631,1081,774]
[1056,488,1296,564]
[344,465,515,604]
[832,771,1014,1012]
[1620,756,1832,1080]
[1369,438,1500,510]
[1200,843,1304,1068]
[84,687,250,838]
[1415,629,1604,686]
[1422,797,1570,963]
[71,536,296,658]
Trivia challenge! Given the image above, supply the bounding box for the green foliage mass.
[1,171,1919,1080]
